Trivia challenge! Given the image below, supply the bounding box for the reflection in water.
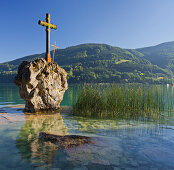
[61,84,82,106]
[16,113,68,168]
[0,83,24,106]
[0,83,81,107]
[66,115,167,137]
[51,116,174,169]
[0,83,174,169]
[2,108,174,169]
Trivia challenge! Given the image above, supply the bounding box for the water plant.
[72,84,174,121]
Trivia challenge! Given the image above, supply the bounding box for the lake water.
[0,83,174,169]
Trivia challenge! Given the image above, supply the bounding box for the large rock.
[14,58,68,112]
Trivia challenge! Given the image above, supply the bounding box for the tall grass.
[72,84,173,121]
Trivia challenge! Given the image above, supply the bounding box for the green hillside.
[0,43,172,84]
[136,41,174,72]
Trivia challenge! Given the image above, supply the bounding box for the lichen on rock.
[14,58,68,112]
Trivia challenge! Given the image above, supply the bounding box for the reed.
[72,84,173,121]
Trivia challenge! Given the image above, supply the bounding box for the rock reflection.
[16,112,68,167]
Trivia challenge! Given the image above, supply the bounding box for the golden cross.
[51,41,59,63]
[38,13,57,62]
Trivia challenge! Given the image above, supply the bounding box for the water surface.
[0,83,174,169]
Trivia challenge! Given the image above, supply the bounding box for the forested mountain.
[0,43,173,83]
[136,41,174,73]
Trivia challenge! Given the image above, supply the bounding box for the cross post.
[38,13,57,62]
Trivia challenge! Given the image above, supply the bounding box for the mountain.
[136,41,174,72]
[0,43,173,84]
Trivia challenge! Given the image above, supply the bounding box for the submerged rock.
[39,132,93,149]
[14,58,68,112]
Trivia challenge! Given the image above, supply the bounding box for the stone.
[14,58,68,112]
[39,132,93,149]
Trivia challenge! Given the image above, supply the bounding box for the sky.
[1,0,174,62]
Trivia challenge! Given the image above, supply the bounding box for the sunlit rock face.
[14,58,68,112]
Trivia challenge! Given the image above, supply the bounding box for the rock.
[39,132,93,149]
[14,58,68,112]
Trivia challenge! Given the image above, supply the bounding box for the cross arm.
[51,45,59,48]
[38,20,57,30]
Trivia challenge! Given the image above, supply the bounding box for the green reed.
[72,84,173,121]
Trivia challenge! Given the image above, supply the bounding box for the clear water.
[0,83,174,170]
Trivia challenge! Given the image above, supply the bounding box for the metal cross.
[38,13,57,62]
[51,41,59,63]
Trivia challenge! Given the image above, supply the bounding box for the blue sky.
[1,0,174,62]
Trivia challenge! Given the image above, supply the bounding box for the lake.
[0,83,174,169]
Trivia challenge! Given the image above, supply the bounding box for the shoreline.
[0,105,72,124]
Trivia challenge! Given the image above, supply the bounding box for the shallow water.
[0,84,174,169]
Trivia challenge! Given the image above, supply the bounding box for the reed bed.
[72,84,173,121]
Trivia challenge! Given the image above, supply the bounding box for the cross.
[51,41,59,62]
[38,13,57,62]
